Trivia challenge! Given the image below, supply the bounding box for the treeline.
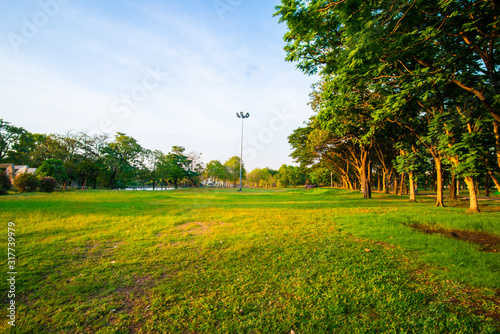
[276,0,500,212]
[0,120,252,190]
[1,119,316,191]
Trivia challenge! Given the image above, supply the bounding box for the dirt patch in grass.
[175,221,226,236]
[410,224,500,252]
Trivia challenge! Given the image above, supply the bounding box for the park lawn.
[0,188,499,333]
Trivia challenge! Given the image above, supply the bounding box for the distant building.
[0,164,37,183]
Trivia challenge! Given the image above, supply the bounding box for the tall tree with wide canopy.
[276,0,499,208]
[101,132,144,188]
[0,120,26,162]
[276,0,500,167]
[204,160,229,186]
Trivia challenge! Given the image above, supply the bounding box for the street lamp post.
[236,112,250,191]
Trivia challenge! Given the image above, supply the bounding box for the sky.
[0,0,317,171]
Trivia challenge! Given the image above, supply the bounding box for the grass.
[0,188,499,333]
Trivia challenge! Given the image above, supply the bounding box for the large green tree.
[0,119,26,162]
[204,160,229,187]
[36,159,68,184]
[276,0,499,208]
[163,146,197,189]
[101,132,144,188]
[224,156,246,188]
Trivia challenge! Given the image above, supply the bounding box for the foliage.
[205,160,229,185]
[161,146,190,189]
[276,164,306,188]
[0,119,26,162]
[247,168,275,188]
[276,0,500,206]
[224,156,246,187]
[101,132,144,188]
[76,159,101,189]
[39,177,58,193]
[185,152,205,187]
[36,159,68,184]
[0,172,12,195]
[308,167,334,186]
[13,172,40,192]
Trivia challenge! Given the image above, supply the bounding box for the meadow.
[0,188,499,333]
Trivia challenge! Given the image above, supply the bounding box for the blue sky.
[1,0,316,170]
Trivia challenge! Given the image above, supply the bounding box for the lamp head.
[236,112,250,119]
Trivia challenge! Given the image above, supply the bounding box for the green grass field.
[1,188,499,333]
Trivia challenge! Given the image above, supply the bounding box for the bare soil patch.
[410,224,500,252]
[175,221,226,236]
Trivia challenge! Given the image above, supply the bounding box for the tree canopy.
[276,0,500,211]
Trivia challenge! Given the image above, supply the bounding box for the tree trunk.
[409,172,417,202]
[494,120,500,169]
[368,161,373,192]
[463,177,480,213]
[394,175,398,195]
[435,158,445,207]
[485,172,490,197]
[449,174,457,200]
[487,171,500,193]
[399,173,405,196]
[347,176,353,190]
[360,148,371,199]
[107,169,119,189]
[377,172,381,192]
[383,169,388,193]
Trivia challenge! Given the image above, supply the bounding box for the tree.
[185,152,204,188]
[276,165,291,188]
[247,168,263,188]
[101,133,144,188]
[224,156,246,187]
[163,146,192,189]
[394,141,423,203]
[36,159,68,184]
[309,167,333,187]
[0,172,12,195]
[204,160,228,187]
[76,159,101,189]
[438,101,493,212]
[247,168,275,188]
[0,119,26,162]
[275,3,386,197]
[276,165,306,188]
[276,0,499,210]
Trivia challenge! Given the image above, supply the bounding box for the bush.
[13,173,40,193]
[39,177,57,193]
[0,172,12,195]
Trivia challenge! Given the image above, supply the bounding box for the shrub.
[13,173,40,193]
[0,172,12,195]
[39,177,57,193]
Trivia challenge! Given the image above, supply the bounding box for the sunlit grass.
[0,188,499,333]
